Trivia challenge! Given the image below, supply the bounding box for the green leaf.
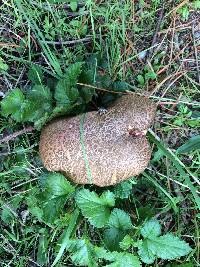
[0,57,9,72]
[177,135,200,154]
[67,239,97,267]
[96,249,141,267]
[193,0,200,9]
[52,209,80,266]
[104,227,125,251]
[150,233,192,260]
[1,206,15,224]
[1,88,25,121]
[107,208,133,231]
[140,219,161,238]
[37,232,49,265]
[25,85,52,122]
[45,173,75,196]
[75,189,115,228]
[138,219,192,264]
[54,79,71,104]
[54,62,82,104]
[178,6,189,21]
[105,253,141,267]
[70,0,78,11]
[138,239,155,264]
[28,85,52,102]
[137,75,145,85]
[145,71,157,80]
[114,181,133,199]
[104,209,133,251]
[119,235,134,250]
[28,65,44,84]
[38,173,75,223]
[42,196,66,223]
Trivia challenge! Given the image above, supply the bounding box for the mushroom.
[39,94,156,187]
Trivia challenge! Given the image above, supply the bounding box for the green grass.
[0,0,200,266]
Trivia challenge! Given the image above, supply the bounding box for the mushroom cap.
[39,94,156,186]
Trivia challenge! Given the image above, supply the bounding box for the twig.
[77,82,130,95]
[41,36,93,45]
[191,23,200,84]
[149,70,186,96]
[0,126,34,144]
[145,4,165,62]
[0,42,20,48]
[168,0,189,16]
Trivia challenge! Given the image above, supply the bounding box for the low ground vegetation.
[0,1,200,266]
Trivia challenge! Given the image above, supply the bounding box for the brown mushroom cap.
[39,94,156,186]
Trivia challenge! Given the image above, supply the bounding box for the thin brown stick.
[192,23,200,84]
[0,42,20,48]
[77,82,130,95]
[0,126,34,144]
[145,4,165,62]
[42,36,95,45]
[168,0,189,16]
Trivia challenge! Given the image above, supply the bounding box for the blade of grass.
[143,172,178,213]
[15,0,62,77]
[148,129,200,211]
[52,208,80,267]
[1,51,59,79]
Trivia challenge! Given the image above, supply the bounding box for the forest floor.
[0,1,200,266]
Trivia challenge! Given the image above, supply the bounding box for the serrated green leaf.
[107,208,133,230]
[97,250,141,267]
[36,173,75,224]
[54,62,82,104]
[112,81,129,92]
[119,235,133,250]
[1,88,25,121]
[25,85,52,122]
[96,73,112,88]
[75,189,115,228]
[54,79,71,104]
[45,173,75,196]
[104,209,133,251]
[114,181,133,199]
[104,227,125,251]
[28,84,52,101]
[139,219,192,264]
[141,219,161,238]
[138,239,155,264]
[101,191,116,207]
[150,233,192,260]
[28,65,44,84]
[65,62,82,82]
[177,135,200,154]
[34,112,51,130]
[67,239,97,267]
[105,253,141,267]
[70,0,78,11]
[42,196,67,224]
